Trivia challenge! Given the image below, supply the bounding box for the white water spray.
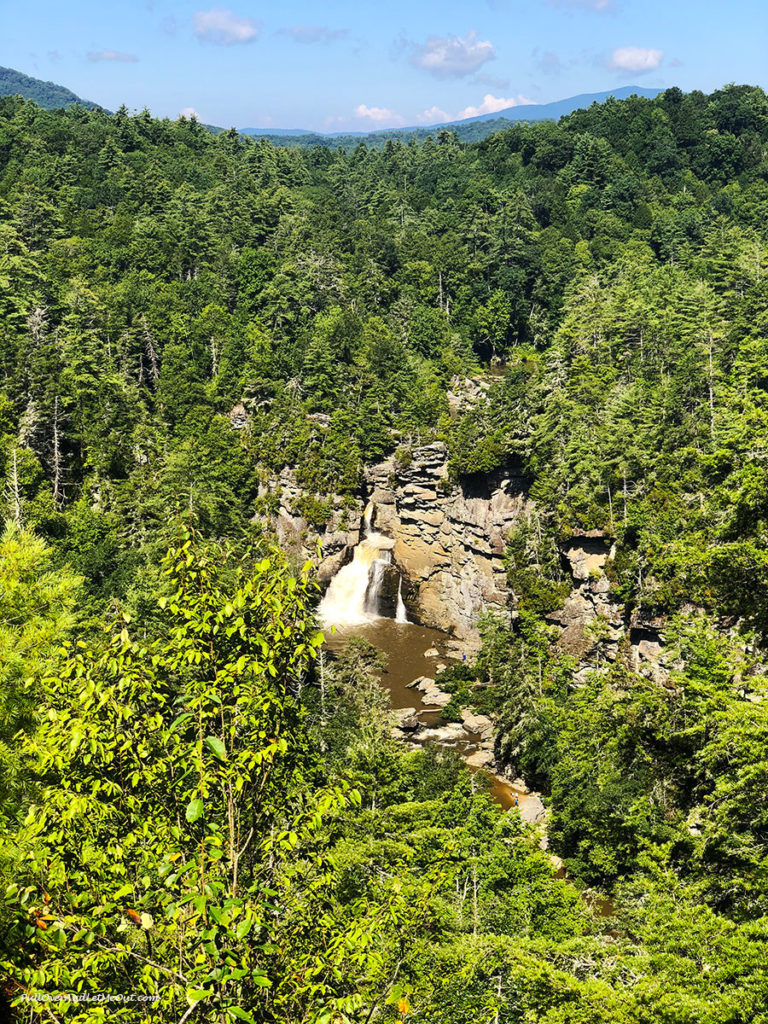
[395,576,409,624]
[318,499,398,628]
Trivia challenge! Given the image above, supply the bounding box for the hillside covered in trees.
[0,67,105,113]
[1,84,768,1021]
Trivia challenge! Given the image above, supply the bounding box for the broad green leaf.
[185,799,204,823]
[205,735,227,761]
[227,1008,256,1022]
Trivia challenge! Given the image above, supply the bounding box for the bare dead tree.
[140,315,161,384]
[8,448,22,527]
[52,396,65,508]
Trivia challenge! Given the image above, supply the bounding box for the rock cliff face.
[262,451,679,673]
[365,443,530,639]
[263,441,531,641]
[547,534,623,662]
[546,531,674,684]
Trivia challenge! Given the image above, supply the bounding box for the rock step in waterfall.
[319,504,409,628]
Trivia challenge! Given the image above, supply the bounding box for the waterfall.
[363,501,374,534]
[318,531,394,627]
[395,576,409,624]
[365,547,392,614]
[319,500,411,629]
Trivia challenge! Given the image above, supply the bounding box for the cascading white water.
[362,501,374,534]
[319,500,412,628]
[365,547,392,614]
[318,531,395,627]
[395,576,409,624]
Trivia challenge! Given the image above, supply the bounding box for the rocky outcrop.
[545,533,681,686]
[262,441,530,641]
[262,465,362,579]
[364,442,530,638]
[546,534,624,662]
[407,675,452,708]
[373,563,401,618]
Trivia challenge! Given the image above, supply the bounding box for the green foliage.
[0,66,105,111]
[0,523,82,819]
[505,517,570,615]
[1,85,768,1021]
[0,538,371,1021]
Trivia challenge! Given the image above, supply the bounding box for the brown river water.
[323,617,531,811]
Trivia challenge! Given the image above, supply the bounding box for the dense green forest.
[1,84,768,1021]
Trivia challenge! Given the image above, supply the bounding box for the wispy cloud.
[279,25,348,44]
[547,0,615,11]
[474,71,511,90]
[533,49,567,75]
[609,46,664,72]
[415,94,533,125]
[354,104,405,126]
[407,31,495,79]
[87,49,139,63]
[193,8,261,45]
[179,107,200,119]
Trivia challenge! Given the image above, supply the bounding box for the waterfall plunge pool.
[323,618,459,724]
[316,501,531,812]
[322,619,531,812]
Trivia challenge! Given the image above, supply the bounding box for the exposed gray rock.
[398,715,422,733]
[372,564,402,618]
[363,442,530,640]
[518,794,546,824]
[461,710,494,740]
[407,675,434,689]
[465,749,494,768]
[317,546,352,584]
[228,403,249,429]
[256,438,528,641]
[392,707,418,719]
[420,689,451,708]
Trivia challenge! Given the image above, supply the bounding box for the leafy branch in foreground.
[0,538,384,1023]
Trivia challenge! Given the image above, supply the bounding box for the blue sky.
[4,0,767,130]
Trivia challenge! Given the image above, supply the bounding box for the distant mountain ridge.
[240,86,662,140]
[439,86,661,126]
[0,66,106,112]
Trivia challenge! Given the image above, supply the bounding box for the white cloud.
[354,104,405,126]
[455,93,534,120]
[180,107,200,120]
[409,31,495,78]
[280,25,348,44]
[609,46,664,72]
[417,105,451,125]
[193,8,261,45]
[87,49,138,63]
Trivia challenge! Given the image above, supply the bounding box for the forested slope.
[0,85,766,624]
[0,66,105,112]
[0,85,768,1021]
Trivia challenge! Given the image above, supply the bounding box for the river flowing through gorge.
[317,503,535,814]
